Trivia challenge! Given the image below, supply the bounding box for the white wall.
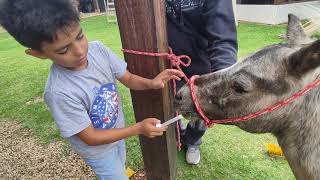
[237,1,320,24]
[232,0,238,26]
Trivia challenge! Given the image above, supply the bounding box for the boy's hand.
[136,118,167,138]
[150,69,184,89]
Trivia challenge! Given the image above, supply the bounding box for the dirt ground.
[0,120,147,180]
[0,120,95,179]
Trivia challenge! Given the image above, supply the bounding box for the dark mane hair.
[0,0,80,50]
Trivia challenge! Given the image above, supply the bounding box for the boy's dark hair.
[0,0,80,51]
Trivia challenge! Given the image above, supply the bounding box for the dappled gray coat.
[174,14,320,180]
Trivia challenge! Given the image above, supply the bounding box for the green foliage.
[237,22,285,57]
[312,31,320,39]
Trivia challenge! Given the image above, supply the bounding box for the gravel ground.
[0,121,95,180]
[0,120,148,180]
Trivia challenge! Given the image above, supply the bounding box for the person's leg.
[183,119,206,165]
[84,140,128,180]
[79,0,84,12]
[184,120,206,146]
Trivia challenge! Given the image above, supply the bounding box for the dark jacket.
[166,0,238,83]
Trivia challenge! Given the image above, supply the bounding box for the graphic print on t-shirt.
[90,83,119,129]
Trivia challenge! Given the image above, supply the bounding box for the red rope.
[122,48,191,83]
[122,47,320,148]
[189,76,320,127]
[122,47,191,150]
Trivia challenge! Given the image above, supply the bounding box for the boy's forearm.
[124,73,153,90]
[78,123,142,146]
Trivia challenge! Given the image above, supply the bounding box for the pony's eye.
[232,81,248,94]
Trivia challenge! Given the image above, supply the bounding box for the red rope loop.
[167,48,191,67]
[190,75,320,127]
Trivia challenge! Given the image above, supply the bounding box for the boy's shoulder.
[88,40,112,57]
[43,64,70,98]
[88,40,102,47]
[88,40,108,50]
[88,40,102,51]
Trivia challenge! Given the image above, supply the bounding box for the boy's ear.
[25,49,48,59]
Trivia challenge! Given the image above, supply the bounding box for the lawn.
[0,15,294,179]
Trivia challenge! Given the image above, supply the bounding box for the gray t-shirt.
[44,41,127,159]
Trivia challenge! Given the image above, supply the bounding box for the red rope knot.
[122,47,191,83]
[167,48,191,83]
[167,48,191,67]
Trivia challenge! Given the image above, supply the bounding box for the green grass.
[313,31,320,39]
[0,15,294,179]
[237,22,286,57]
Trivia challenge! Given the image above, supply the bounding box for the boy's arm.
[118,70,152,90]
[118,69,183,90]
[77,118,166,146]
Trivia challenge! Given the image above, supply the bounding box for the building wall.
[236,0,320,24]
[238,0,315,5]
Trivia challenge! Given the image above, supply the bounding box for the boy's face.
[27,23,89,71]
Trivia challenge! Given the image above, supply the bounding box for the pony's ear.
[286,14,314,47]
[288,40,320,77]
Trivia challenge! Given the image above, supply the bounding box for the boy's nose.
[73,44,85,57]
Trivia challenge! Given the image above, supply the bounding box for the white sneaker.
[186,146,200,165]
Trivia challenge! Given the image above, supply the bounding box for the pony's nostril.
[175,92,183,101]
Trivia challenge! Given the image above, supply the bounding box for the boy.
[0,0,183,179]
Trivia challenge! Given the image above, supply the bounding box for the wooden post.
[114,1,177,180]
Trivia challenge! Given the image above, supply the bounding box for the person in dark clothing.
[166,0,238,165]
[80,0,94,13]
